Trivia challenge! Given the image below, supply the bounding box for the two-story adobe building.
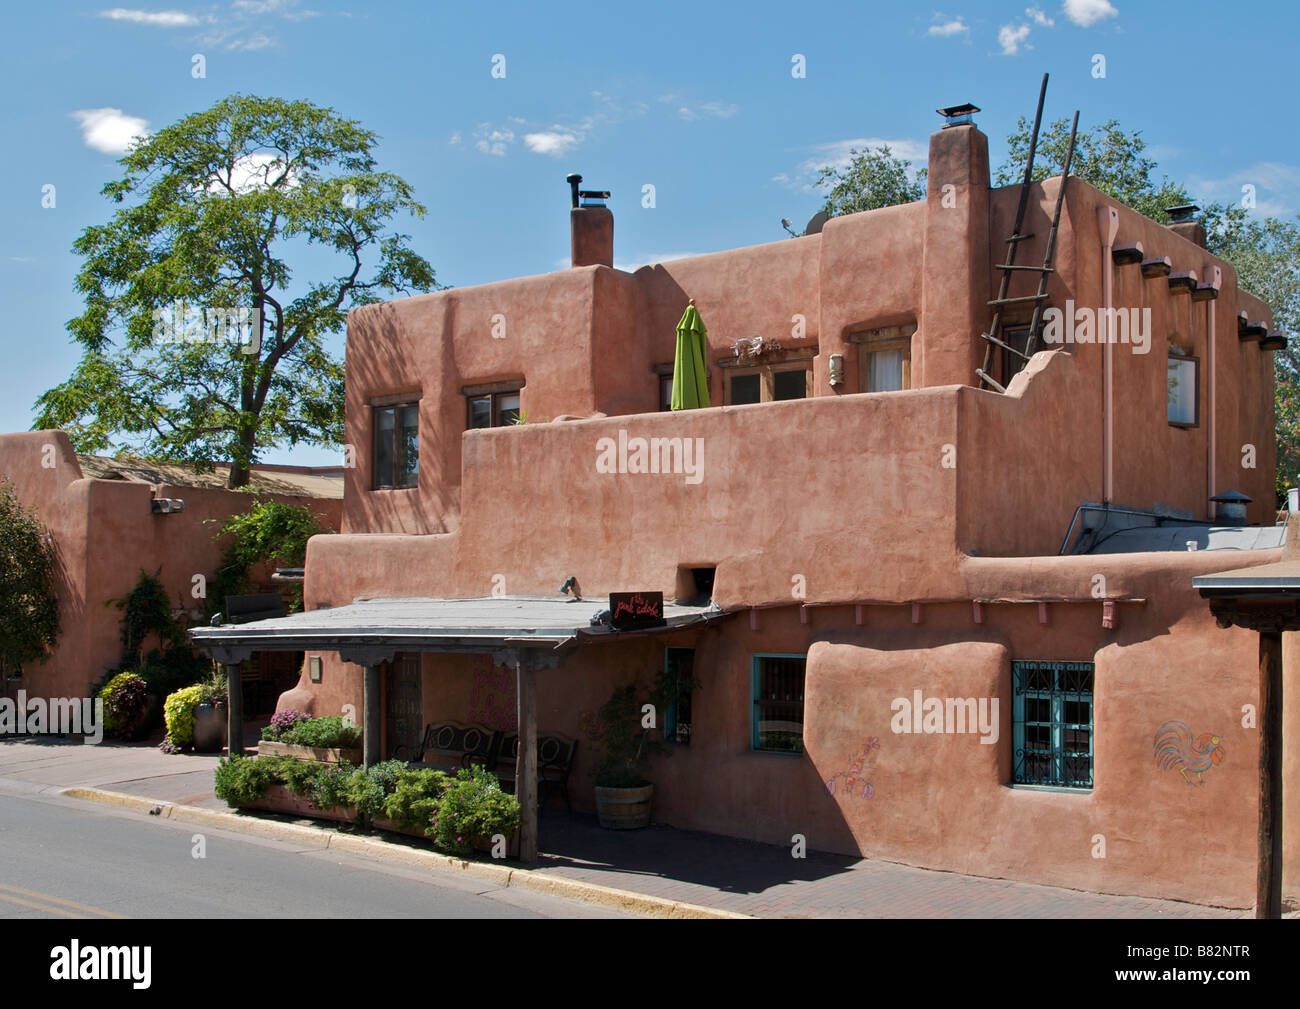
[193,108,1297,910]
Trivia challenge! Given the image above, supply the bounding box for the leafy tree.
[996,117,1191,222]
[36,94,437,488]
[0,480,60,677]
[816,144,927,217]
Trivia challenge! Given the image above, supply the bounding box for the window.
[1012,660,1094,788]
[751,654,806,753]
[467,388,521,429]
[659,374,673,412]
[850,323,915,392]
[373,401,418,488]
[1167,353,1198,427]
[999,326,1032,388]
[662,647,696,745]
[724,363,811,405]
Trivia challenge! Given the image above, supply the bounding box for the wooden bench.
[495,733,578,814]
[392,721,502,772]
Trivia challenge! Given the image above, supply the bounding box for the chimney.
[1165,204,1207,249]
[567,173,613,268]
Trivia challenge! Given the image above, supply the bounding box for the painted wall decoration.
[825,737,880,799]
[1153,721,1225,785]
[468,660,517,732]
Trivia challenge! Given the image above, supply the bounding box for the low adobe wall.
[0,430,341,699]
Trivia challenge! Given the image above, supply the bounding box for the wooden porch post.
[225,661,243,756]
[515,649,538,863]
[1257,630,1284,919]
[363,662,381,770]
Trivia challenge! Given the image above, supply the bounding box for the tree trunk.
[227,421,256,489]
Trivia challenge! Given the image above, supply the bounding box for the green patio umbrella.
[670,299,711,410]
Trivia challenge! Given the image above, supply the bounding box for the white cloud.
[99,8,200,26]
[227,30,273,50]
[928,17,969,37]
[1063,0,1117,27]
[678,101,738,122]
[1026,5,1054,26]
[777,137,928,193]
[1188,161,1300,216]
[473,123,515,156]
[448,131,461,145]
[70,107,150,154]
[525,130,581,156]
[998,23,1032,54]
[206,152,301,194]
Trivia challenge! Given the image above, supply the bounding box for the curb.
[59,787,751,920]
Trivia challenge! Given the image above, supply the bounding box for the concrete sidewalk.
[0,736,1249,918]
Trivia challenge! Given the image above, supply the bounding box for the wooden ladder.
[975,75,1079,393]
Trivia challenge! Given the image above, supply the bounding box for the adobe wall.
[297,543,1287,907]
[0,430,341,699]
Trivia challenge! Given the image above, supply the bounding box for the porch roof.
[189,594,728,663]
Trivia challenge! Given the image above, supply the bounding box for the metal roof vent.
[1210,489,1251,527]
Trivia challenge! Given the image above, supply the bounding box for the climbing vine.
[208,498,331,616]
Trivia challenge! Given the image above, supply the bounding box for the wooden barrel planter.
[594,784,654,829]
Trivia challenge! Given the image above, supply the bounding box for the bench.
[392,721,502,772]
[495,733,578,814]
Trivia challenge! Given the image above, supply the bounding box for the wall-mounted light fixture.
[828,353,845,387]
[309,656,322,683]
[150,497,185,514]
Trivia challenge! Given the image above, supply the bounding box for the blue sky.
[3,0,1298,466]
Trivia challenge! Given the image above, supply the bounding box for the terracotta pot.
[192,702,227,753]
[594,784,654,829]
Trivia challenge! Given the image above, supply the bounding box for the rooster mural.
[1153,721,1225,785]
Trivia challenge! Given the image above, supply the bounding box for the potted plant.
[592,684,667,829]
[191,667,228,754]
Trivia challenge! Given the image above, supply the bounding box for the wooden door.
[385,653,422,759]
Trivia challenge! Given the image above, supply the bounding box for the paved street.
[0,737,1264,918]
[0,785,632,919]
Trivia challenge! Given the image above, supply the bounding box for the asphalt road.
[0,783,633,919]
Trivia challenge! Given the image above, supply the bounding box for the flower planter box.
[256,740,362,764]
[243,784,356,823]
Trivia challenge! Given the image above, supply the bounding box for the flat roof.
[189,595,728,658]
[77,454,343,499]
[1192,559,1300,593]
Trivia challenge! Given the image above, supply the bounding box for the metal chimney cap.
[1166,204,1200,223]
[565,173,582,184]
[1210,489,1252,504]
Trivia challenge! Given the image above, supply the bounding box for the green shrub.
[271,715,361,750]
[428,765,520,855]
[163,684,205,747]
[344,759,406,822]
[99,671,150,739]
[214,754,281,805]
[380,767,451,832]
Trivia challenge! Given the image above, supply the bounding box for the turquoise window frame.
[750,653,807,754]
[1011,659,1094,789]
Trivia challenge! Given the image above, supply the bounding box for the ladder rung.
[981,333,1030,361]
[1004,233,1036,242]
[988,294,1049,306]
[995,264,1054,272]
[975,369,1007,393]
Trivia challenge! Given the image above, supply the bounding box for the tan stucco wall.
[0,430,342,698]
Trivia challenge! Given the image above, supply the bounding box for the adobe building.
[0,430,342,706]
[194,109,1296,909]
